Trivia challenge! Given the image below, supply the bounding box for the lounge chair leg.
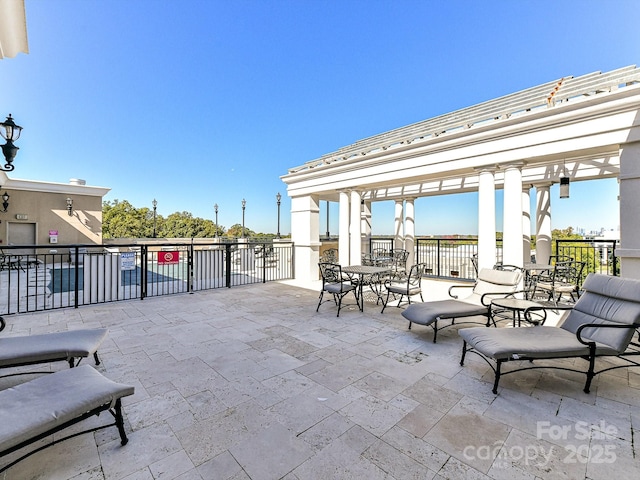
[316,291,324,312]
[432,321,438,343]
[584,346,596,393]
[460,340,467,366]
[114,398,129,446]
[93,351,101,366]
[408,321,412,330]
[492,360,503,394]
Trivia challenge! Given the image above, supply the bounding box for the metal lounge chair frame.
[459,274,640,394]
[401,268,523,343]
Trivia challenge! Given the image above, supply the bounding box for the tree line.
[102,200,272,239]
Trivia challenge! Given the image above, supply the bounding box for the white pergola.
[282,66,640,284]
[0,0,28,59]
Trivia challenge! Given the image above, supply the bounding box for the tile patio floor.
[1,280,638,479]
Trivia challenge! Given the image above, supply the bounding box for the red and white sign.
[157,251,179,265]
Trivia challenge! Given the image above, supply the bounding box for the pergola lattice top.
[289,65,640,174]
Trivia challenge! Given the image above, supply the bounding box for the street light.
[241,198,246,238]
[214,203,219,238]
[152,199,157,238]
[276,192,282,239]
[0,114,23,172]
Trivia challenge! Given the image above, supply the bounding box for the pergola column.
[290,194,320,283]
[502,164,524,270]
[361,200,372,254]
[394,200,404,250]
[477,168,497,270]
[522,185,531,264]
[338,190,350,265]
[617,141,640,279]
[350,190,362,265]
[405,198,416,268]
[535,183,552,264]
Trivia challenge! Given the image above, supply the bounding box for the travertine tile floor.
[0,280,638,479]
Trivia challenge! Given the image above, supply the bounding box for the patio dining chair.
[381,263,427,313]
[316,262,358,317]
[530,260,585,306]
[390,249,409,278]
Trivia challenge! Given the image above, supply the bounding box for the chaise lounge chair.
[401,268,523,342]
[0,328,108,375]
[0,365,134,472]
[459,273,640,394]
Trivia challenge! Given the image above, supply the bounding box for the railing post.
[225,243,232,288]
[436,239,441,277]
[188,241,194,293]
[73,246,79,309]
[262,242,267,283]
[141,245,148,300]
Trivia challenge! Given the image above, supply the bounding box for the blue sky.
[1,0,637,236]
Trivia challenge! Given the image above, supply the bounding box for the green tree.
[103,201,226,239]
[225,223,255,238]
[103,200,151,238]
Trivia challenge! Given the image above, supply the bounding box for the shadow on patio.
[1,279,638,479]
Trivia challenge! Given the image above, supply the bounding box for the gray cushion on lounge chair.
[0,328,108,368]
[0,365,135,453]
[458,326,619,360]
[402,300,487,326]
[559,274,640,353]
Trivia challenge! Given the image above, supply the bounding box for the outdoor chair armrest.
[523,303,574,325]
[575,322,639,347]
[479,290,523,307]
[448,284,474,299]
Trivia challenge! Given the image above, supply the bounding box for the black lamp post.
[152,199,157,238]
[0,114,23,172]
[276,192,282,239]
[214,203,219,238]
[241,198,246,238]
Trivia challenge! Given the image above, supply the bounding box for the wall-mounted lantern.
[66,197,73,216]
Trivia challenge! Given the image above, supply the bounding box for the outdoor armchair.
[459,273,640,394]
[316,262,358,317]
[401,268,523,343]
[381,263,427,313]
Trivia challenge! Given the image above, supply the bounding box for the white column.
[338,191,350,265]
[350,190,362,265]
[522,185,531,264]
[617,142,640,279]
[535,184,552,265]
[361,200,372,254]
[405,198,415,268]
[503,164,524,269]
[394,200,404,250]
[290,194,320,283]
[477,169,496,270]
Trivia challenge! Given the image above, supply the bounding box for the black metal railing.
[555,239,619,278]
[370,237,619,281]
[0,241,294,315]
